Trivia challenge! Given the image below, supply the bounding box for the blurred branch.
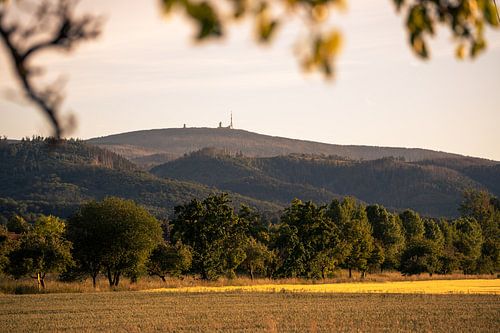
[0,0,101,139]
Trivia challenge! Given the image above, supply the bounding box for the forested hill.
[151,148,500,217]
[0,139,280,219]
[87,128,491,168]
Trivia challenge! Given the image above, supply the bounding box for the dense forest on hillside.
[151,148,499,217]
[0,138,279,220]
[1,137,499,220]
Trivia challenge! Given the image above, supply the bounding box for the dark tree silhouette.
[0,0,101,139]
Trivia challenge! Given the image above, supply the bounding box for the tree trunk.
[92,274,97,288]
[250,266,254,280]
[107,268,113,287]
[348,268,352,278]
[113,272,120,287]
[321,267,326,279]
[160,275,166,282]
[361,271,366,279]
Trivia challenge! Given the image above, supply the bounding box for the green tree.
[452,217,484,274]
[437,220,460,274]
[171,193,247,280]
[366,205,405,271]
[400,238,441,276]
[0,225,12,274]
[67,197,162,287]
[6,215,30,234]
[399,209,425,242]
[274,199,345,278]
[460,190,500,273]
[328,197,374,278]
[273,222,306,278]
[240,237,275,280]
[147,241,192,282]
[6,215,73,289]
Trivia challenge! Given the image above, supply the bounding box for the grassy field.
[147,279,500,294]
[0,292,499,332]
[1,272,497,295]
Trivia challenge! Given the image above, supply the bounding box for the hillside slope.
[87,128,494,167]
[151,150,500,217]
[0,139,280,219]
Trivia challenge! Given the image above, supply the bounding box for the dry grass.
[0,271,497,295]
[0,292,498,332]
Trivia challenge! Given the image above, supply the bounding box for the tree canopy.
[67,197,162,287]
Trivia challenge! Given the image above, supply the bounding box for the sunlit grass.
[147,279,500,295]
[0,271,498,294]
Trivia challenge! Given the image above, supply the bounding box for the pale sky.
[1,0,500,160]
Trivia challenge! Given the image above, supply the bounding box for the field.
[147,279,500,295]
[1,292,499,332]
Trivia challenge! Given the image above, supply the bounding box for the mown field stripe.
[146,279,500,294]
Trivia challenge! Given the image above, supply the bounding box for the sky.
[1,0,500,160]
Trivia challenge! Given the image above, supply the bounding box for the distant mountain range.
[87,128,491,168]
[1,128,498,219]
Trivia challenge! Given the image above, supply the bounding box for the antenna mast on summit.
[230,111,233,129]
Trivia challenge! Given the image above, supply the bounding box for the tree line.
[0,190,498,289]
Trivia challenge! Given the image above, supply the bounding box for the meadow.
[1,292,499,332]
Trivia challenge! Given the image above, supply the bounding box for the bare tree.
[0,0,101,139]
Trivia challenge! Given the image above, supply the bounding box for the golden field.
[1,292,499,332]
[147,278,500,294]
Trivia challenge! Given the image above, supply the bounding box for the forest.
[0,188,498,290]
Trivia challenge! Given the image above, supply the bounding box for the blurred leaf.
[456,43,466,59]
[470,38,486,57]
[455,44,465,60]
[393,0,406,10]
[312,4,329,22]
[185,1,223,40]
[256,5,279,43]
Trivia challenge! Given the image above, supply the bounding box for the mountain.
[151,148,500,217]
[0,139,280,220]
[87,128,492,168]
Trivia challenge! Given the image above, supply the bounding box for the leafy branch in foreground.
[0,0,101,139]
[161,0,499,75]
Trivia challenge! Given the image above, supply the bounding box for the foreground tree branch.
[0,0,101,139]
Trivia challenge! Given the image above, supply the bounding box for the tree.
[400,238,441,276]
[366,205,405,271]
[452,217,483,274]
[240,237,275,280]
[274,199,345,278]
[147,241,192,282]
[6,215,73,289]
[171,193,247,280]
[437,220,460,274]
[1,0,498,136]
[0,225,12,274]
[6,215,30,234]
[67,197,162,287]
[328,197,374,278]
[460,189,500,273]
[399,209,425,242]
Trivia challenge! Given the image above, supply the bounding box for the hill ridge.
[87,127,496,168]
